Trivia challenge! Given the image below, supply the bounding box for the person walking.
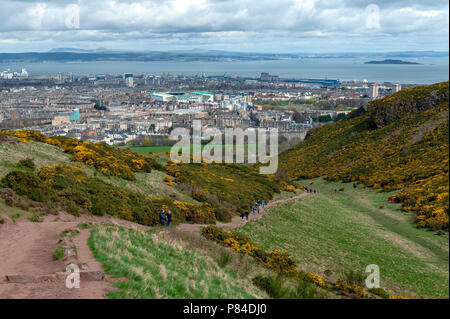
[257,203,260,214]
[159,209,167,226]
[261,200,266,209]
[244,210,249,221]
[240,211,244,220]
[166,209,172,227]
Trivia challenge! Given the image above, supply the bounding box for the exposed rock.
[62,247,77,260]
[79,270,105,281]
[36,274,58,283]
[6,274,36,284]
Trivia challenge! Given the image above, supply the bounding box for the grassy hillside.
[279,82,449,230]
[0,134,218,226]
[88,225,266,298]
[166,162,279,213]
[236,178,449,298]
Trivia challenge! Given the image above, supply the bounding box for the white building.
[393,84,402,93]
[369,84,379,99]
[126,77,134,88]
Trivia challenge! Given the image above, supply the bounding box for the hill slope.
[279,82,449,230]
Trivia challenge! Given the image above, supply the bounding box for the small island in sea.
[365,59,421,65]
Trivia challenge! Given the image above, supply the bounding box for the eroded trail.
[176,192,310,233]
[0,213,146,299]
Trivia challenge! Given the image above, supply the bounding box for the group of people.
[159,206,173,227]
[306,188,317,193]
[240,200,266,221]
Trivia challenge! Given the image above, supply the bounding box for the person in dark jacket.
[159,209,167,226]
[166,209,173,227]
[244,210,249,220]
[240,212,244,220]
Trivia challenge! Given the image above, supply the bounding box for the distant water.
[1,56,448,85]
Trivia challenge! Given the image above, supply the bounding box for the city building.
[150,91,214,103]
[369,84,379,99]
[393,84,402,93]
[125,77,134,88]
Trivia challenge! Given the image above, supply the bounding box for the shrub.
[163,176,173,186]
[342,269,366,286]
[252,275,321,299]
[217,249,233,268]
[54,245,64,260]
[2,164,217,226]
[213,206,233,222]
[17,158,36,171]
[1,170,56,202]
[28,214,43,223]
[368,287,390,299]
[191,191,208,202]
[335,279,366,298]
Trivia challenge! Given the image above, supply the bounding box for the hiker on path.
[257,203,260,214]
[244,210,249,220]
[261,200,266,208]
[166,209,173,227]
[252,204,256,214]
[159,209,167,226]
[240,212,244,220]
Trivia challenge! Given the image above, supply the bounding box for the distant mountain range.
[0,49,447,63]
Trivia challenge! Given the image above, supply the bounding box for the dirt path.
[177,192,310,233]
[0,213,145,299]
[0,192,309,299]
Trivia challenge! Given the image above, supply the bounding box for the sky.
[0,0,448,53]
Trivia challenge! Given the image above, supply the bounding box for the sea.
[1,56,448,85]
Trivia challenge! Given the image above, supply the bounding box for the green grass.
[28,214,43,223]
[88,225,265,299]
[54,245,64,260]
[0,141,72,178]
[236,178,449,298]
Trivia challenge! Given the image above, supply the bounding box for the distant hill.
[0,51,284,63]
[365,59,421,65]
[279,82,449,230]
[0,50,447,63]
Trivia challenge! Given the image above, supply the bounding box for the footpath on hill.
[0,192,309,299]
[0,212,148,299]
[177,192,310,233]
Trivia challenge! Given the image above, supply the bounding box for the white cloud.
[0,0,447,52]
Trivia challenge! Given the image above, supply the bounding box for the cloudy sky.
[0,0,448,53]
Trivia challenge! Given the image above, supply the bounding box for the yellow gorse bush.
[335,279,366,298]
[1,130,162,180]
